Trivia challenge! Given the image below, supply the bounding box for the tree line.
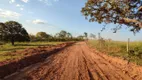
[29,30,86,42]
[0,21,86,45]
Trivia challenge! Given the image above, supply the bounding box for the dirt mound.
[0,42,74,79]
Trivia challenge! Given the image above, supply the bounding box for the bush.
[137,51,142,59]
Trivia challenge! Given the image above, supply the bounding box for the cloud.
[16,4,20,7]
[16,4,24,11]
[9,0,29,4]
[0,8,21,19]
[16,4,24,7]
[20,8,24,10]
[21,0,29,3]
[32,19,46,24]
[38,0,59,5]
[9,0,15,4]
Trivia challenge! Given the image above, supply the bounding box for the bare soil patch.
[0,42,74,79]
[2,42,142,80]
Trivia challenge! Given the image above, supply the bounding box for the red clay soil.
[2,42,142,80]
[0,42,74,79]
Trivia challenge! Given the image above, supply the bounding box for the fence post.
[98,33,101,49]
[127,38,130,52]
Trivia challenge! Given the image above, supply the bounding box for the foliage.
[29,34,37,42]
[90,33,96,39]
[29,30,84,42]
[0,21,30,45]
[1,21,84,45]
[84,32,88,40]
[36,32,52,41]
[81,0,142,33]
[55,30,72,39]
[77,35,84,40]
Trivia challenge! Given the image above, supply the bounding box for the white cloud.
[9,0,15,4]
[21,0,29,3]
[16,4,20,7]
[20,8,24,10]
[16,4,24,11]
[38,0,59,5]
[9,0,29,4]
[16,4,24,7]
[0,8,21,19]
[32,19,46,24]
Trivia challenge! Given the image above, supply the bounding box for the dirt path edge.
[0,42,75,79]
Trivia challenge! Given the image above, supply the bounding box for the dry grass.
[88,40,142,65]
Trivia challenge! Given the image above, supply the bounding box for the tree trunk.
[11,37,15,46]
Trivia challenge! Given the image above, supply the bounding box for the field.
[0,42,62,62]
[88,40,142,65]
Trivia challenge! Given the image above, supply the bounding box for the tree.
[36,32,51,40]
[84,32,88,39]
[54,30,73,41]
[3,21,30,45]
[90,33,96,39]
[77,35,84,40]
[29,34,37,42]
[81,0,142,33]
[15,28,30,42]
[0,23,8,41]
[67,32,72,38]
[58,30,67,38]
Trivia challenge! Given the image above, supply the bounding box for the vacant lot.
[0,42,62,62]
[88,40,142,65]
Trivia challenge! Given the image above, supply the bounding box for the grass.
[0,42,63,62]
[88,40,142,66]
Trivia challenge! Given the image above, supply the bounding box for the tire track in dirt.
[91,49,142,80]
[4,42,142,80]
[81,44,132,80]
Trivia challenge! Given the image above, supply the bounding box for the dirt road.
[4,42,142,80]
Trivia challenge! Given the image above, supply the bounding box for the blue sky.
[0,0,142,41]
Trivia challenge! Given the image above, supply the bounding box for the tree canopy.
[55,30,72,39]
[81,0,142,33]
[90,33,96,39]
[84,32,88,39]
[0,21,30,45]
[36,32,51,39]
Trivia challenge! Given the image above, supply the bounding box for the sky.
[0,0,142,41]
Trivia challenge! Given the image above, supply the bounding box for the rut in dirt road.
[4,42,142,80]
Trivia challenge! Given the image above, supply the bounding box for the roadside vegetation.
[0,42,63,62]
[88,40,142,65]
[0,21,87,62]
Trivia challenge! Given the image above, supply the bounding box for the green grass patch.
[0,42,62,62]
[88,40,142,66]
